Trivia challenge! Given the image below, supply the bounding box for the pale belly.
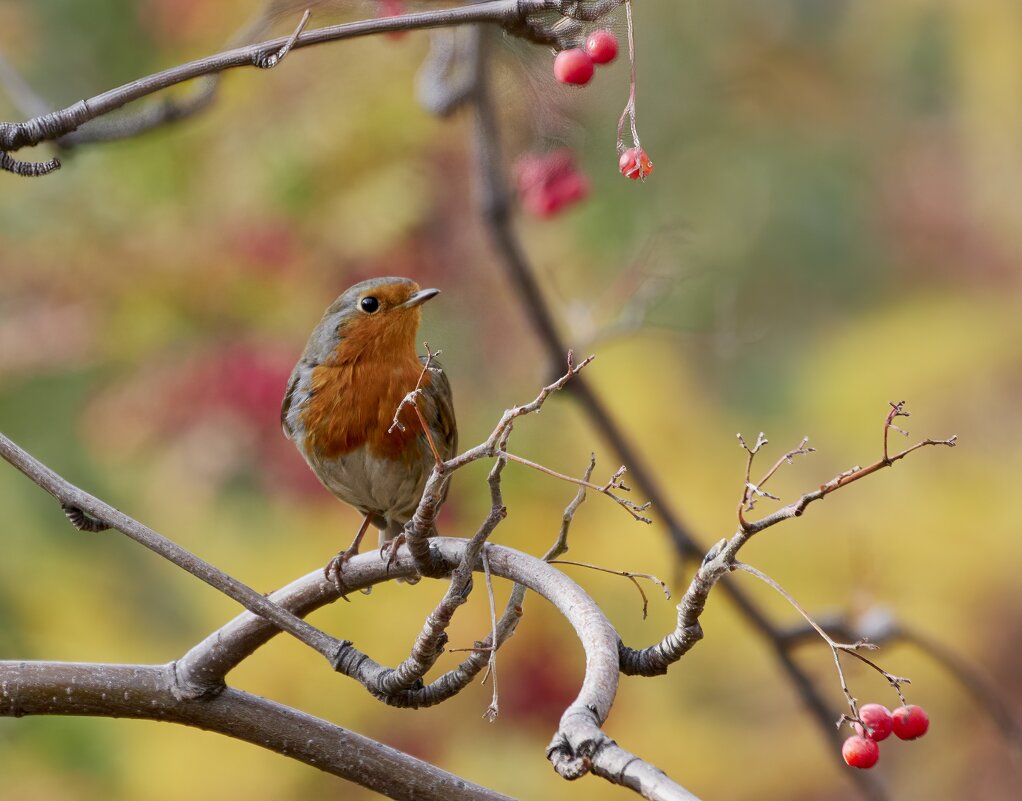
[304,442,432,537]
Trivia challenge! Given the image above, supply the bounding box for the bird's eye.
[360,296,380,313]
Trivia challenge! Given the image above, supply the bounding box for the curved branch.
[0,661,513,801]
[177,537,700,800]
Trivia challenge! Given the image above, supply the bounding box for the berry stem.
[733,562,912,724]
[616,0,640,155]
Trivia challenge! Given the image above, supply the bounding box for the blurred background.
[1,1,1021,799]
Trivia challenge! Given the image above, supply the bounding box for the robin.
[281,277,457,585]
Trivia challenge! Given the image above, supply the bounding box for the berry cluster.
[551,28,654,182]
[842,704,930,769]
[514,149,590,218]
[553,30,619,86]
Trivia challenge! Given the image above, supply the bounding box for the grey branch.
[0,432,350,668]
[1,422,704,801]
[0,661,514,801]
[175,536,704,800]
[0,0,623,165]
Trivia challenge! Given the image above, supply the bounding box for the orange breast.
[301,355,430,462]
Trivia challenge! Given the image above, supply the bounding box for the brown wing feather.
[420,355,457,461]
[280,367,301,440]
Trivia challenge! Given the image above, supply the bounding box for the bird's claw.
[324,547,371,600]
[379,534,421,584]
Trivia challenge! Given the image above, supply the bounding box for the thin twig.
[734,562,911,722]
[480,547,500,721]
[389,343,445,467]
[498,450,652,523]
[0,0,624,161]
[546,453,597,558]
[550,560,671,620]
[740,417,956,536]
[253,8,312,68]
[737,432,815,528]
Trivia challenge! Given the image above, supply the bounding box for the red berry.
[554,49,594,86]
[619,147,653,180]
[514,150,590,218]
[891,705,929,740]
[585,30,619,64]
[377,0,407,40]
[858,704,894,742]
[842,736,880,769]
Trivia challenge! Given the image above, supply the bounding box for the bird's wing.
[420,354,457,460]
[280,365,302,440]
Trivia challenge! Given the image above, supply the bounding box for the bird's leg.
[325,513,373,594]
[380,529,421,585]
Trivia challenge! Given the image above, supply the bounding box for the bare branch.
[741,427,956,536]
[0,432,350,669]
[0,0,625,165]
[547,453,597,558]
[0,150,60,176]
[498,450,652,522]
[0,661,514,801]
[465,27,889,799]
[403,350,594,576]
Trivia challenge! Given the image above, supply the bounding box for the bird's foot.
[324,547,371,600]
[379,534,421,584]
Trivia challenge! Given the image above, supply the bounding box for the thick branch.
[0,661,513,801]
[176,537,701,800]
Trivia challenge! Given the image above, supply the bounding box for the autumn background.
[1,1,1021,799]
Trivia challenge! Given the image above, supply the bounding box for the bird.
[281,276,457,586]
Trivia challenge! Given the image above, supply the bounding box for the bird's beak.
[401,288,440,309]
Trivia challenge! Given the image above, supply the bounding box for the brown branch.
[403,350,594,576]
[741,431,956,536]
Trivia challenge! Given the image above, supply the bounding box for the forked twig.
[739,404,956,536]
[253,8,312,69]
[389,342,446,467]
[498,451,652,523]
[737,432,815,528]
[550,560,670,620]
